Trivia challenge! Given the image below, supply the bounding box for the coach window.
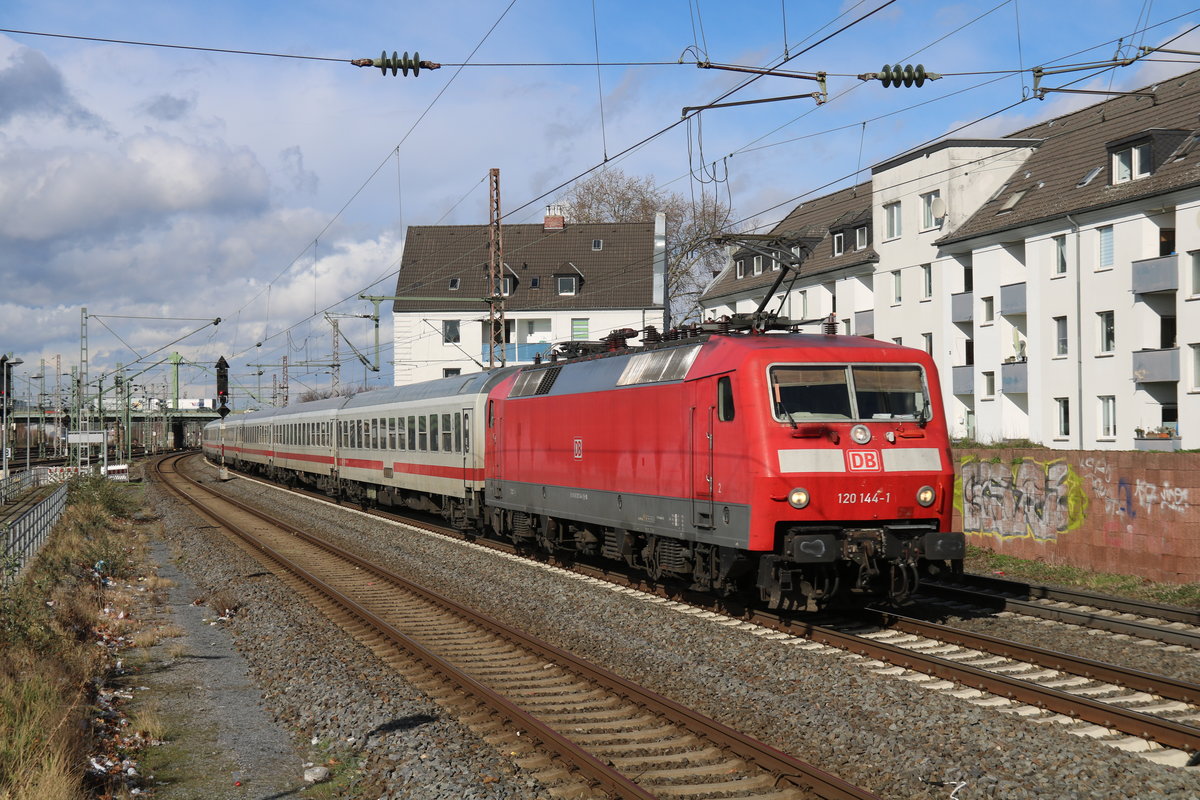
[454,412,462,453]
[430,414,440,452]
[717,376,735,421]
[407,416,416,450]
[441,413,453,451]
[387,418,396,449]
[374,418,382,449]
[418,416,427,450]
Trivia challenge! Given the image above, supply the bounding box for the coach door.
[690,387,716,530]
[461,407,472,494]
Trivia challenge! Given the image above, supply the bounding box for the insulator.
[351,50,439,76]
[822,313,838,335]
[878,63,931,88]
[643,325,661,344]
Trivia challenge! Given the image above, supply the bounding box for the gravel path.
[156,460,1200,799]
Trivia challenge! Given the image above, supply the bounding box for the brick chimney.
[544,204,565,231]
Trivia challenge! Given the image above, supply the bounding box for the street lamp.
[0,354,24,503]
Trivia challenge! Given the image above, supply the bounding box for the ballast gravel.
[154,462,1200,800]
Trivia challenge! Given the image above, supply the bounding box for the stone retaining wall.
[952,448,1199,584]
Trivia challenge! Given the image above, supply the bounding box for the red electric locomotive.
[485,321,963,610]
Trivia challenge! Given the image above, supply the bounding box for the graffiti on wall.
[957,458,1088,541]
[958,455,1190,542]
[1080,457,1190,517]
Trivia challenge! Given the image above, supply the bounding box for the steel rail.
[918,582,1200,648]
[153,454,661,800]
[864,608,1200,706]
[780,616,1200,754]
[928,572,1200,626]
[164,454,881,800]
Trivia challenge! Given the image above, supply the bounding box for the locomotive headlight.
[850,424,871,444]
[916,485,936,507]
[788,487,811,509]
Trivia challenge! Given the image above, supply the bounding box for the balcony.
[481,342,553,363]
[1001,360,1028,394]
[1131,254,1178,294]
[1131,347,1179,383]
[950,291,972,323]
[999,282,1026,315]
[854,309,874,337]
[951,365,973,395]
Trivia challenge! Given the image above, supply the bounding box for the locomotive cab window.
[717,376,735,421]
[769,364,929,422]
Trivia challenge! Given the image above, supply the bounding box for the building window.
[891,270,902,304]
[833,232,844,257]
[1099,395,1116,438]
[448,277,461,290]
[884,201,902,240]
[571,318,589,340]
[771,257,780,271]
[592,238,603,251]
[1098,310,1115,353]
[892,337,903,346]
[443,368,461,378]
[1112,143,1151,183]
[442,320,460,344]
[922,332,933,354]
[1053,235,1067,275]
[982,296,994,323]
[557,276,577,295]
[530,276,541,289]
[502,276,514,296]
[736,259,745,279]
[1098,225,1113,269]
[1193,344,1200,391]
[855,226,868,250]
[1056,398,1070,437]
[798,290,808,318]
[920,190,942,230]
[921,263,932,299]
[825,282,837,312]
[1191,251,1200,296]
[983,371,995,398]
[753,255,763,275]
[1054,316,1068,356]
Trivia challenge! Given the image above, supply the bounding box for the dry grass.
[0,477,150,800]
[126,701,167,743]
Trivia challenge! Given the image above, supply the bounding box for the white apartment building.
[701,68,1200,450]
[393,212,667,385]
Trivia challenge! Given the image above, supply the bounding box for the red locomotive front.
[485,329,963,611]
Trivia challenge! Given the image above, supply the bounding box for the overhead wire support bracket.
[683,62,826,115]
[1030,55,1145,100]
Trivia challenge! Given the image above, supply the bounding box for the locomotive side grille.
[535,366,562,395]
[657,537,689,571]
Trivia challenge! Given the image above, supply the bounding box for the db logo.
[846,450,881,471]
[573,438,583,460]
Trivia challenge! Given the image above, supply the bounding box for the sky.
[1,0,1198,406]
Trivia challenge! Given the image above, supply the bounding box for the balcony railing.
[1132,347,1179,383]
[1131,254,1178,294]
[951,365,973,395]
[950,291,973,323]
[1001,360,1028,393]
[480,342,554,363]
[999,282,1026,316]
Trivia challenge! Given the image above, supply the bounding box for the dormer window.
[502,276,514,296]
[832,232,844,257]
[855,226,868,250]
[752,255,763,275]
[736,259,745,279]
[557,276,577,295]
[1112,142,1151,183]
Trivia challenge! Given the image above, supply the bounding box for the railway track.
[919,574,1200,648]
[157,453,881,800]
[198,457,1200,770]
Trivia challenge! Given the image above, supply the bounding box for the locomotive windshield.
[769,364,929,422]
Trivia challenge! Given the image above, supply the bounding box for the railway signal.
[216,356,230,419]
